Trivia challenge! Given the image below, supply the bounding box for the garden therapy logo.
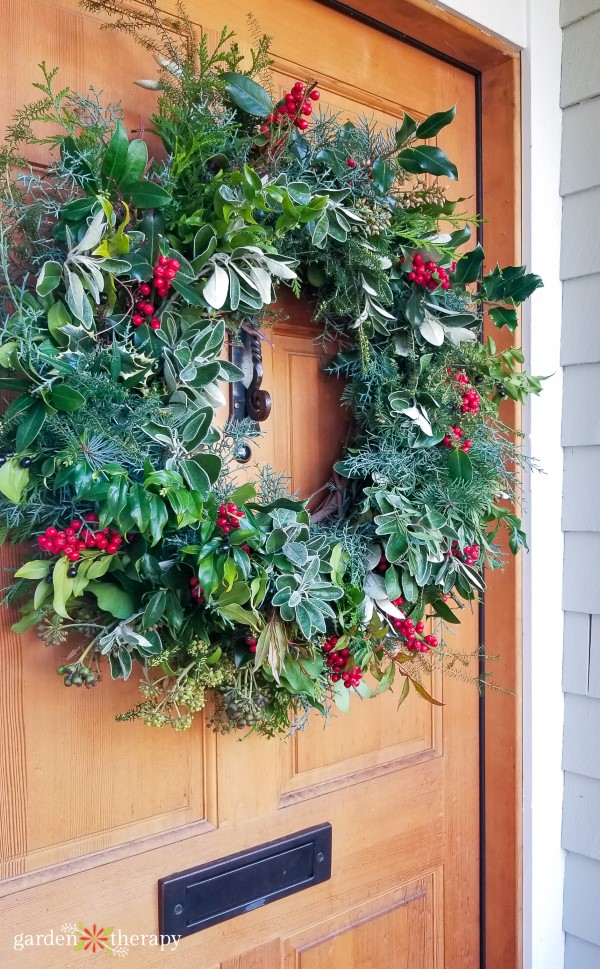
[12,922,181,955]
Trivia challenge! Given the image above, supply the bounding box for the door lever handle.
[230,328,271,462]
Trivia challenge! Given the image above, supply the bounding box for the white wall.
[427,3,565,969]
[431,0,528,46]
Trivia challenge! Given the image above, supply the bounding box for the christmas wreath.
[0,1,544,735]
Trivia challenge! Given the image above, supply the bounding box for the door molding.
[314,4,522,968]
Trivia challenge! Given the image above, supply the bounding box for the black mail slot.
[158,823,332,938]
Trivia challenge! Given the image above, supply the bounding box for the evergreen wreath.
[0,1,544,735]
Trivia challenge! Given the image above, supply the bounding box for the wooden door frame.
[314,3,523,968]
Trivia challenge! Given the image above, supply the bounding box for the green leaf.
[142,590,167,628]
[180,458,210,496]
[139,210,164,265]
[0,459,29,504]
[401,571,418,603]
[447,447,473,482]
[221,72,272,117]
[395,112,418,146]
[101,122,129,186]
[416,105,456,139]
[125,180,170,209]
[432,598,461,624]
[452,244,485,286]
[15,559,51,579]
[228,483,257,506]
[122,138,148,187]
[87,581,136,619]
[371,158,395,194]
[16,400,47,450]
[397,145,458,179]
[36,261,62,297]
[172,276,206,306]
[52,556,73,619]
[49,383,86,412]
[489,306,519,332]
[47,301,71,345]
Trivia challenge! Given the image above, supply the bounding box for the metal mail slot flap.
[158,823,332,938]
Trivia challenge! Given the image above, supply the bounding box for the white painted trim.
[520,2,565,967]
[431,2,566,966]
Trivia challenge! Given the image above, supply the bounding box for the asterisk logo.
[73,923,114,954]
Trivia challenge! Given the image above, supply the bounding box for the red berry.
[67,551,80,562]
[45,526,58,538]
[310,89,320,100]
[150,319,161,330]
[139,283,151,296]
[95,536,108,550]
[106,543,119,554]
[301,103,312,116]
[347,158,356,168]
[296,119,309,131]
[132,314,143,327]
[158,255,168,267]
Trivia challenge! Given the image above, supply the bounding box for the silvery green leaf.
[368,296,395,320]
[420,314,445,346]
[65,268,93,328]
[203,264,229,308]
[247,265,273,303]
[261,256,297,280]
[445,326,477,345]
[401,405,433,436]
[153,53,183,76]
[134,79,164,90]
[364,572,387,600]
[375,598,405,619]
[229,260,260,292]
[394,334,410,356]
[366,543,382,570]
[361,274,380,297]
[73,209,106,253]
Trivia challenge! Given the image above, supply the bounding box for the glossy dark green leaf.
[489,306,519,332]
[451,244,485,286]
[124,180,170,209]
[371,158,395,194]
[142,590,167,629]
[49,384,86,412]
[139,210,165,265]
[172,276,206,306]
[397,145,458,180]
[101,122,129,186]
[395,112,418,146]
[447,447,473,482]
[416,105,456,139]
[16,400,47,450]
[221,72,272,117]
[180,458,211,496]
[122,138,148,187]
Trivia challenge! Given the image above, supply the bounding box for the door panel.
[0,2,480,966]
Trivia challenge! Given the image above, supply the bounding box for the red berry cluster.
[189,576,205,605]
[37,513,123,562]
[391,616,438,652]
[132,256,181,330]
[406,254,452,291]
[460,388,481,415]
[260,81,320,135]
[246,635,258,654]
[322,636,363,689]
[216,502,244,534]
[442,425,472,454]
[448,540,480,566]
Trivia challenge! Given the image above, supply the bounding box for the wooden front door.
[0,2,482,966]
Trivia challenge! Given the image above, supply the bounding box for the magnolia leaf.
[221,72,272,117]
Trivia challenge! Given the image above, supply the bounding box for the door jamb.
[314,4,523,968]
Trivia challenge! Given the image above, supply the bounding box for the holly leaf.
[397,145,458,179]
[489,306,519,332]
[416,105,456,139]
